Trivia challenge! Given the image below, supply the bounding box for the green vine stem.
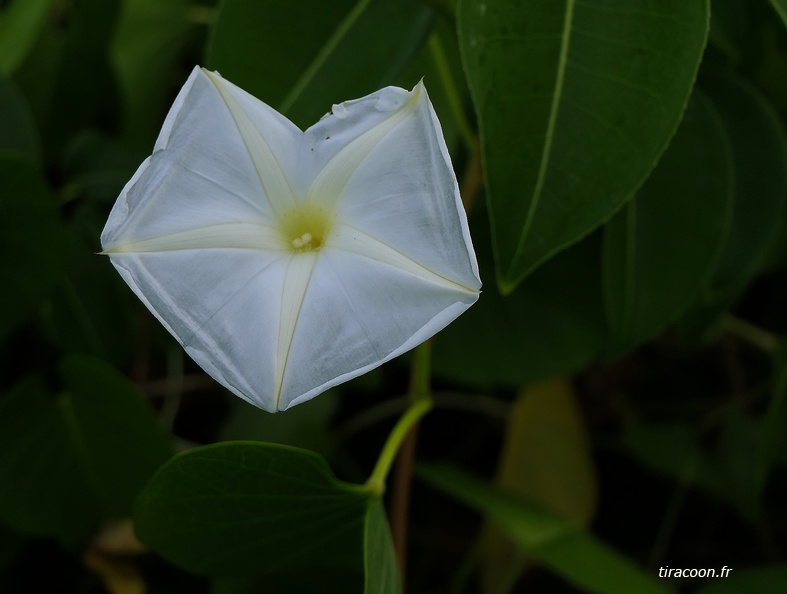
[364,342,433,586]
[721,315,779,352]
[365,342,433,495]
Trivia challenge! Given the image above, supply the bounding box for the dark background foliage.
[1,0,787,592]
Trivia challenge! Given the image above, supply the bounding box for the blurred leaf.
[397,21,471,158]
[693,565,787,593]
[58,355,174,515]
[622,419,761,521]
[0,523,24,572]
[44,0,121,156]
[769,0,787,30]
[458,0,710,292]
[680,73,787,337]
[0,356,173,545]
[111,0,194,149]
[363,502,400,594]
[61,130,140,204]
[14,0,122,158]
[207,0,433,129]
[0,0,53,75]
[602,91,732,357]
[0,154,66,340]
[433,209,606,388]
[39,226,134,365]
[755,343,787,497]
[212,569,361,594]
[481,379,597,594]
[83,547,145,594]
[0,376,102,544]
[135,442,373,577]
[0,76,39,158]
[220,389,337,457]
[418,464,674,594]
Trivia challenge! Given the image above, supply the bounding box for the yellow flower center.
[279,205,332,253]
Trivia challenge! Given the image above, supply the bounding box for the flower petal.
[277,247,477,410]
[107,249,287,411]
[101,69,481,412]
[101,67,299,251]
[305,82,480,292]
[274,253,318,410]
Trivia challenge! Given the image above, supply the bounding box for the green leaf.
[480,379,597,594]
[693,565,787,593]
[39,226,135,365]
[0,523,23,572]
[110,0,194,149]
[418,464,674,594]
[0,357,173,545]
[220,389,338,457]
[769,0,787,30]
[0,0,53,75]
[680,73,787,337]
[458,0,710,292]
[58,355,174,515]
[0,76,39,159]
[602,91,732,356]
[135,442,374,577]
[13,0,122,158]
[433,210,606,388]
[207,0,433,129]
[622,419,761,521]
[363,502,401,594]
[755,343,787,498]
[0,154,66,340]
[0,377,101,544]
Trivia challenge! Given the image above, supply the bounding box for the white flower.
[101,66,480,412]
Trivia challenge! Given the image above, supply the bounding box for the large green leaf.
[769,0,787,30]
[207,0,433,129]
[363,502,401,594]
[0,0,53,75]
[111,0,194,149]
[602,91,732,356]
[220,389,338,458]
[480,380,597,594]
[418,464,673,594]
[754,343,787,499]
[433,211,606,388]
[458,0,710,292]
[58,355,174,515]
[0,154,66,340]
[622,419,762,521]
[39,225,135,365]
[135,442,374,577]
[0,356,173,545]
[0,76,39,158]
[0,376,100,545]
[13,0,122,158]
[680,73,787,337]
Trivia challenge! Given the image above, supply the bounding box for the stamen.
[291,233,313,250]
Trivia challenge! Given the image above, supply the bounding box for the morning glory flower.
[101,66,480,412]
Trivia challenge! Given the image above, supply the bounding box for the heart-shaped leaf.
[134,442,375,577]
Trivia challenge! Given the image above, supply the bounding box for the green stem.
[721,315,779,353]
[366,398,432,496]
[366,343,433,495]
[428,33,475,154]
